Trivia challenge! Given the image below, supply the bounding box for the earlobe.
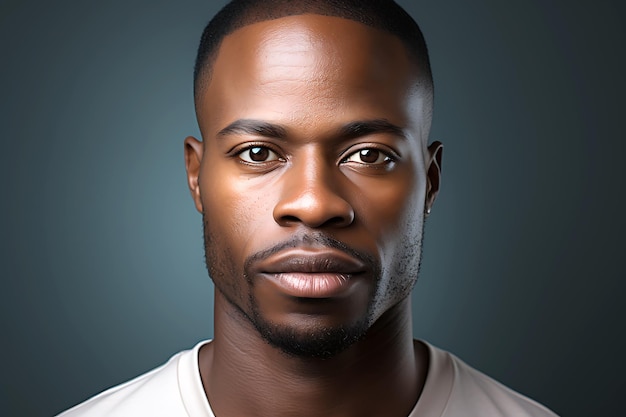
[425,141,443,216]
[184,136,204,214]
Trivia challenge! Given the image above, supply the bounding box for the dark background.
[1,1,624,416]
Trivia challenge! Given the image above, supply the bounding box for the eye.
[238,146,281,163]
[343,148,393,165]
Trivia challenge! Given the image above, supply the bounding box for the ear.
[184,136,204,213]
[425,141,443,216]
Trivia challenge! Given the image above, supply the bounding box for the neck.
[199,293,428,417]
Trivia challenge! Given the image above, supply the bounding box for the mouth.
[254,249,367,298]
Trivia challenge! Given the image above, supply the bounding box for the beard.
[202,213,425,359]
[249,307,371,359]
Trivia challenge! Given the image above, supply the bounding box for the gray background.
[1,0,624,416]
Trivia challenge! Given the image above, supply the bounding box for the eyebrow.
[337,119,407,141]
[217,118,407,141]
[218,119,288,139]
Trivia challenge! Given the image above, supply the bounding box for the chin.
[250,311,371,359]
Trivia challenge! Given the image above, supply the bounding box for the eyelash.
[231,143,285,165]
[341,147,397,166]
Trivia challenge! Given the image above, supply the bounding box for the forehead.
[198,14,421,134]
[220,14,410,75]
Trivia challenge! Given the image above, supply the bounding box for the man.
[59,1,558,416]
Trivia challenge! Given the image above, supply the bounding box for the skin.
[185,14,443,417]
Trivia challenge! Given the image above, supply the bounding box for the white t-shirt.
[57,340,558,416]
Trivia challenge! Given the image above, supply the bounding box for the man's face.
[186,15,440,357]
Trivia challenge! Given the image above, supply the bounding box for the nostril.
[327,216,353,227]
[279,215,301,225]
[275,211,354,228]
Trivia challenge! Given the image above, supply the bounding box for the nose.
[273,155,355,229]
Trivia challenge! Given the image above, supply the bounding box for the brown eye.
[344,148,392,165]
[239,146,280,163]
[358,149,380,163]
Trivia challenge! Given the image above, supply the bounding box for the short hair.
[193,0,434,106]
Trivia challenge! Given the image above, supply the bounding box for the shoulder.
[56,353,184,417]
[56,341,211,417]
[414,341,559,417]
[444,352,559,416]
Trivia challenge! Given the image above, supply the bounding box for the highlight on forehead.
[193,0,433,103]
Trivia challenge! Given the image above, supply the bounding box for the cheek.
[199,160,276,256]
[352,168,424,243]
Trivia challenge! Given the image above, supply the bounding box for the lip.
[254,249,367,298]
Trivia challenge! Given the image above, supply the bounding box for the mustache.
[244,232,378,275]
